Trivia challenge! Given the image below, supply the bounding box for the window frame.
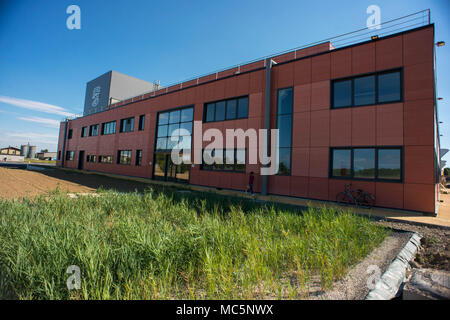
[276,87,294,176]
[117,150,132,165]
[65,151,75,161]
[119,117,135,133]
[154,105,194,153]
[98,155,113,164]
[89,124,99,136]
[138,115,145,131]
[101,121,116,135]
[200,148,246,173]
[203,95,249,123]
[81,127,88,138]
[329,146,403,182]
[135,149,143,166]
[331,68,403,109]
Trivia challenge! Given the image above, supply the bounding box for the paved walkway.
[59,168,450,229]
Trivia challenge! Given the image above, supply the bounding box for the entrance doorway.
[153,153,190,182]
[78,150,85,170]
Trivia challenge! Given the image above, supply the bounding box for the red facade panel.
[58,25,438,214]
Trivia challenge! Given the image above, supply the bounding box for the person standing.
[247,171,255,196]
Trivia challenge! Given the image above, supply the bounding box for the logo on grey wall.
[91,86,101,108]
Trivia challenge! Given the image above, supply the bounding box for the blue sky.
[0,0,449,164]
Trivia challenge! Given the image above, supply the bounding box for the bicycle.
[336,183,375,208]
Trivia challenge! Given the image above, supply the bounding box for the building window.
[354,75,375,106]
[378,72,401,103]
[377,148,401,180]
[120,117,134,133]
[57,151,61,160]
[203,96,249,123]
[117,150,132,165]
[66,151,74,161]
[68,129,73,139]
[201,149,246,172]
[86,155,97,163]
[333,80,352,108]
[156,107,193,152]
[98,155,113,164]
[353,148,375,179]
[89,124,99,136]
[332,70,402,108]
[330,147,402,181]
[135,150,143,166]
[81,127,88,138]
[331,149,351,177]
[101,121,116,135]
[138,115,145,131]
[277,88,293,175]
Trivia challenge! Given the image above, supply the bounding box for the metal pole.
[261,58,273,196]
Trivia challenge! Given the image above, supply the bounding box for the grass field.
[0,187,389,300]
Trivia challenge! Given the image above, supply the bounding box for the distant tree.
[40,149,48,153]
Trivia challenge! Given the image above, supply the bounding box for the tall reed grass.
[0,188,388,299]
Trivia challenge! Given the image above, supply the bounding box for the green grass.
[0,188,389,300]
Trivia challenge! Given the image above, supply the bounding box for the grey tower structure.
[83,71,162,116]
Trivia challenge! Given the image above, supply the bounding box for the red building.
[57,24,441,214]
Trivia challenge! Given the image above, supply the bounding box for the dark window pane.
[332,149,351,177]
[278,148,291,175]
[333,80,352,108]
[159,112,169,125]
[139,115,145,130]
[378,72,401,103]
[206,103,215,122]
[354,75,375,106]
[226,99,237,120]
[237,97,249,118]
[154,154,166,177]
[181,108,194,122]
[277,115,292,148]
[353,148,375,179]
[215,101,226,121]
[169,110,180,124]
[277,88,293,115]
[378,149,401,180]
[157,125,168,137]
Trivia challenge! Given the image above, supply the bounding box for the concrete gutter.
[365,232,422,300]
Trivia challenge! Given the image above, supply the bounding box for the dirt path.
[0,167,94,199]
[0,166,152,199]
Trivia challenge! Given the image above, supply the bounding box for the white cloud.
[0,131,59,151]
[18,116,61,128]
[0,95,77,117]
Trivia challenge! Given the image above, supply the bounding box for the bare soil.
[0,166,151,199]
[376,220,450,271]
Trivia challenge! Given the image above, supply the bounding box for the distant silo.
[21,144,29,157]
[29,145,37,159]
